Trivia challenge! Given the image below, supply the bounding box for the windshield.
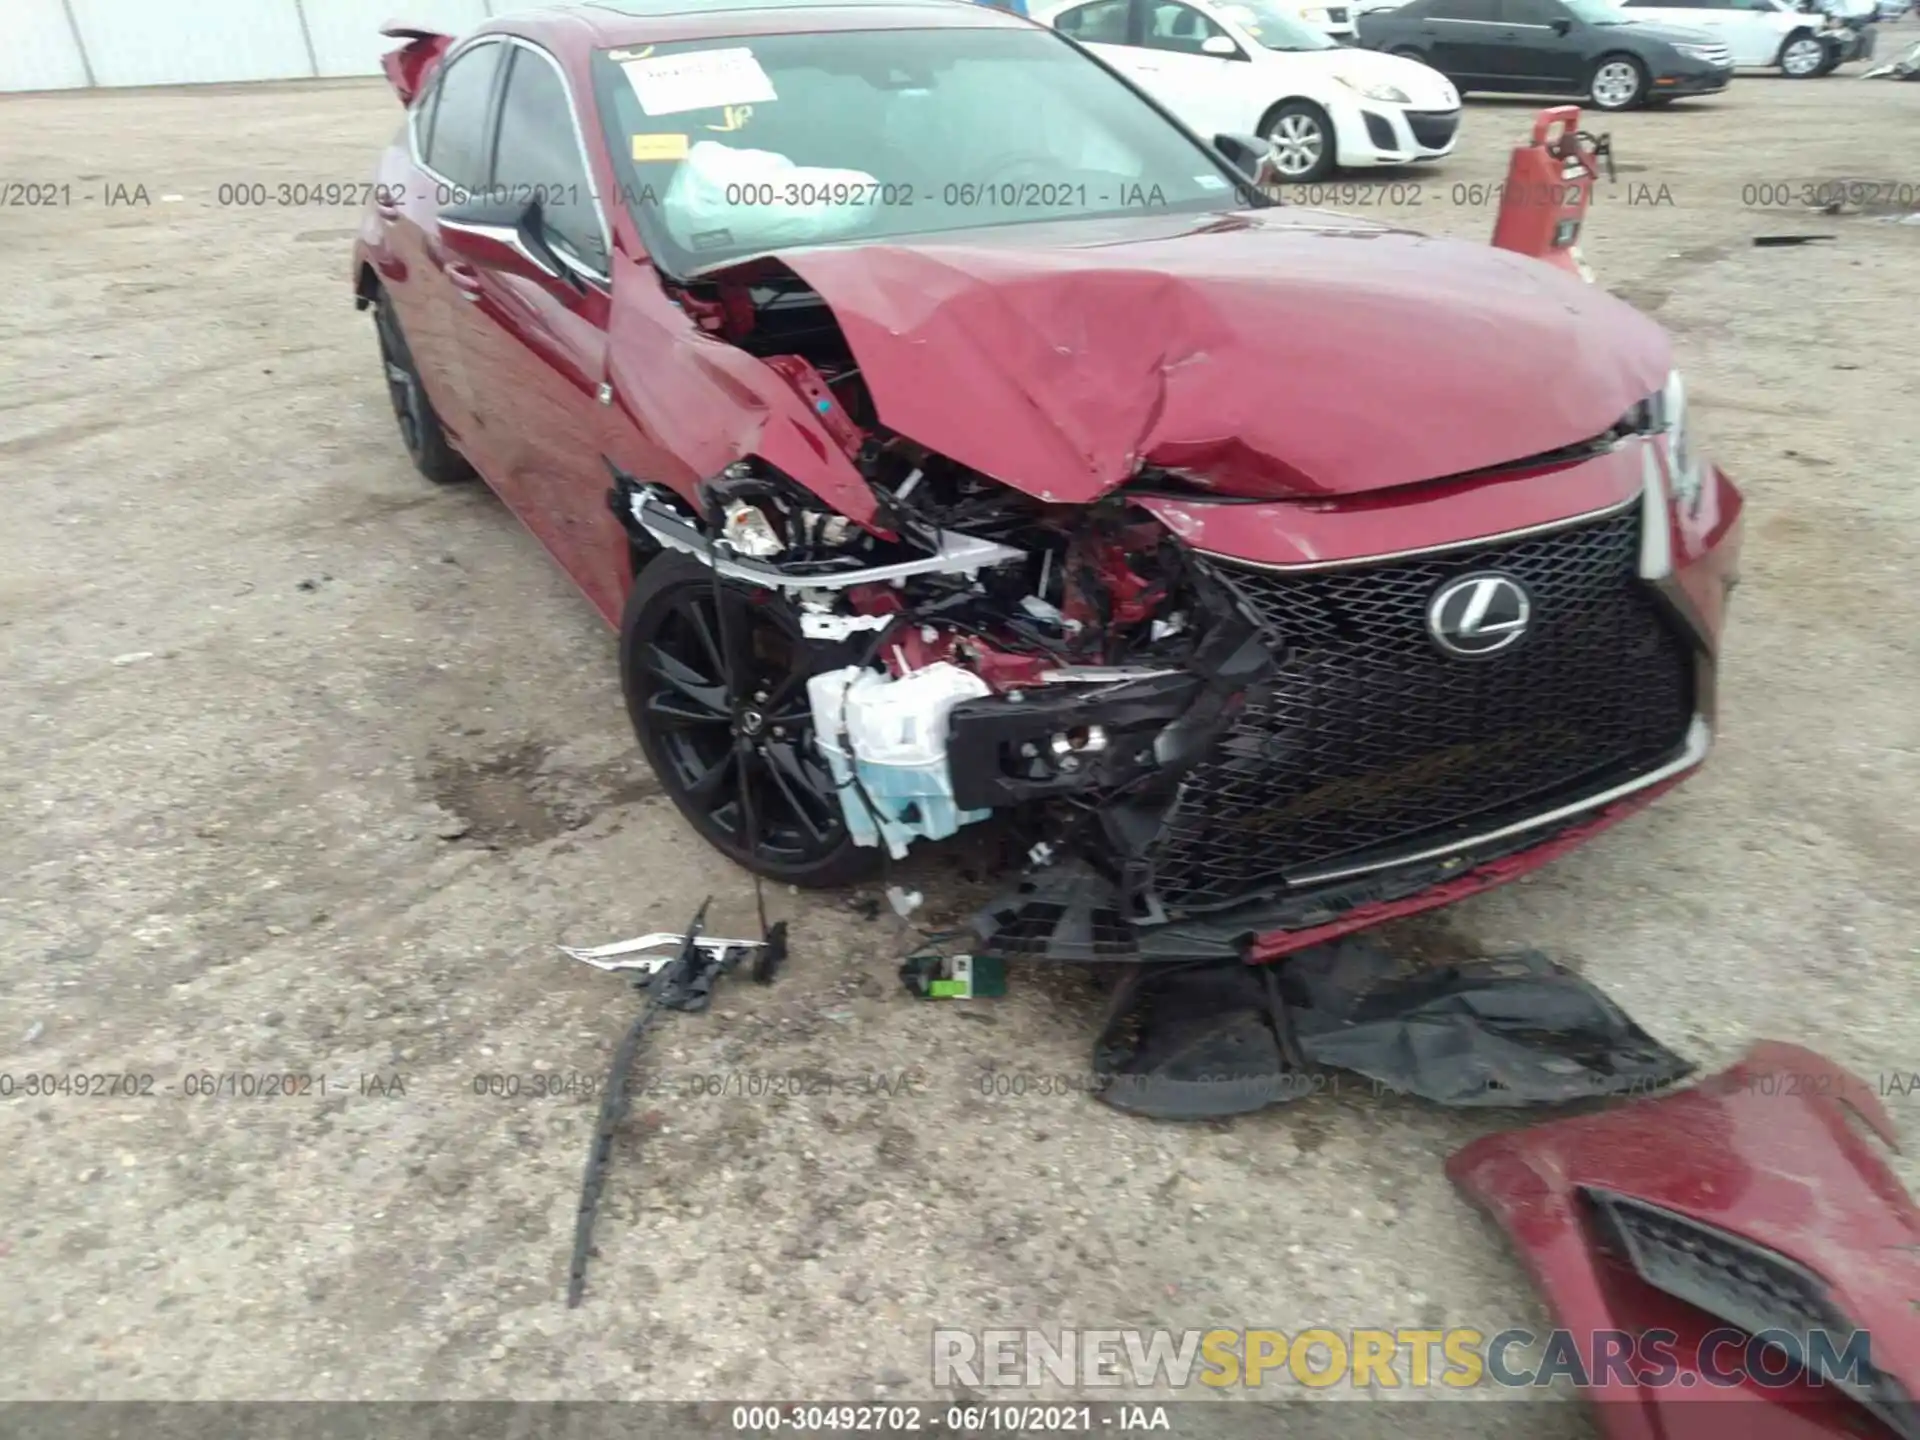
[588,28,1254,276]
[1210,1,1341,48]
[1562,0,1632,21]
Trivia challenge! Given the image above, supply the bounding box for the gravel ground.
[2,39,1918,1429]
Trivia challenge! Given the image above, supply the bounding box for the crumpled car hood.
[758,208,1671,502]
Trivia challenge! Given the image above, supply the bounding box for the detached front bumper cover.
[1448,1041,1920,1440]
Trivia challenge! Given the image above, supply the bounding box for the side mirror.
[1551,15,1574,31]
[1213,132,1280,187]
[1200,33,1243,54]
[439,195,582,291]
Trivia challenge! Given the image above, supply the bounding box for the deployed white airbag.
[661,142,880,250]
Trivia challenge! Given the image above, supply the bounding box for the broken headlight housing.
[1656,369,1705,514]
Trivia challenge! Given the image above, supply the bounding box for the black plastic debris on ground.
[1092,938,1694,1120]
[565,897,782,1308]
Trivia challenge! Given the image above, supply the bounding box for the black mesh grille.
[1406,108,1461,148]
[1152,507,1695,911]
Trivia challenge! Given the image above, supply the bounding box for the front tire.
[1259,100,1337,183]
[1778,30,1828,75]
[1588,54,1647,110]
[620,552,874,887]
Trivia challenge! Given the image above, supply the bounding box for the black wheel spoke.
[762,659,818,723]
[644,644,728,713]
[685,748,739,806]
[645,691,730,732]
[763,743,836,842]
[682,599,728,686]
[717,594,758,693]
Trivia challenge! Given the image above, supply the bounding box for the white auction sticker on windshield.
[620,47,777,117]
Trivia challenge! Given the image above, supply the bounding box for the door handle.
[446,261,484,301]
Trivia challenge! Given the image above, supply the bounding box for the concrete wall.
[1,0,578,93]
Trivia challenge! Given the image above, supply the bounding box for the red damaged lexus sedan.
[353,0,1742,965]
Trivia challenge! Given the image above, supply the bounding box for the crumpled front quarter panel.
[603,261,880,526]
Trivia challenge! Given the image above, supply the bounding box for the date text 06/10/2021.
[728,1405,1172,1432]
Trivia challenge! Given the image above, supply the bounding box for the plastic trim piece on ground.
[1091,939,1694,1118]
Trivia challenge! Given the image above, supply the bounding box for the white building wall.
[0,0,587,93]
[0,0,93,92]
[69,0,317,87]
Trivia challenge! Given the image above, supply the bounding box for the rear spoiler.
[380,22,455,106]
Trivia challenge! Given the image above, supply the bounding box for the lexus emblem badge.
[1427,573,1532,658]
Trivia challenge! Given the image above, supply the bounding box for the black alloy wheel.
[372,293,471,484]
[620,553,874,886]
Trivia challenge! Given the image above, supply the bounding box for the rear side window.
[1426,0,1496,16]
[493,46,607,268]
[1144,1,1236,49]
[424,41,503,188]
[1057,0,1134,40]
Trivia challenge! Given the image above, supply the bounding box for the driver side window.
[492,45,608,271]
[1057,0,1134,41]
[1143,1,1235,52]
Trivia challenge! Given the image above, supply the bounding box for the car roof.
[496,0,1036,48]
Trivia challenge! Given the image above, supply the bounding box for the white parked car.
[1619,0,1854,74]
[1040,0,1462,180]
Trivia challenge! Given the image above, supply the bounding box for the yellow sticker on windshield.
[609,46,654,61]
[631,132,691,161]
[705,104,753,132]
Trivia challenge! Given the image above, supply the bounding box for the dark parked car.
[353,0,1742,966]
[1356,0,1736,108]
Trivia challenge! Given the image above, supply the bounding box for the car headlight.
[1334,75,1411,102]
[1673,42,1725,61]
[1655,369,1705,511]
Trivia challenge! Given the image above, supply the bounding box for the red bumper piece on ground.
[1448,1041,1920,1439]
